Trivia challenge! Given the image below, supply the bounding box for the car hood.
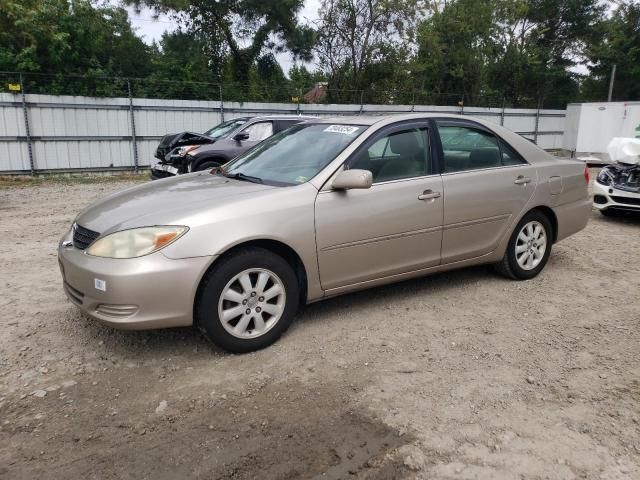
[155,132,215,160]
[75,172,276,234]
[601,163,640,193]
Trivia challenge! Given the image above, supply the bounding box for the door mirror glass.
[332,169,373,190]
[233,131,250,142]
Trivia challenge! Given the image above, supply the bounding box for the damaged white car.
[593,138,640,216]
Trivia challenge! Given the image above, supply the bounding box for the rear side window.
[438,124,525,172]
[243,121,274,141]
[349,128,430,183]
[439,126,499,172]
[500,140,527,166]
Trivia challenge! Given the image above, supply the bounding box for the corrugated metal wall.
[0,93,566,174]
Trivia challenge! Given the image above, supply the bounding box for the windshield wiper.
[223,172,264,184]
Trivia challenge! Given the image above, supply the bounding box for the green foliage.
[415,0,497,104]
[412,0,605,107]
[130,0,315,95]
[135,30,219,99]
[288,65,325,91]
[583,1,640,102]
[1,0,638,106]
[315,0,420,96]
[0,0,153,95]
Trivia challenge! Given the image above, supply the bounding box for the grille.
[611,195,640,206]
[73,224,100,250]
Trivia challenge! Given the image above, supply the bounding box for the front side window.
[243,122,274,141]
[224,123,365,186]
[349,128,429,183]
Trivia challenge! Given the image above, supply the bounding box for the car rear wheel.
[196,247,299,353]
[194,160,221,172]
[494,210,552,280]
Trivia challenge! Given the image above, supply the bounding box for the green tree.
[136,30,218,99]
[129,0,315,94]
[414,0,605,108]
[583,1,640,101]
[0,0,150,75]
[315,0,420,100]
[414,0,497,105]
[0,0,154,95]
[288,65,322,90]
[521,0,604,107]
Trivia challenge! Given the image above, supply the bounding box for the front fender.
[160,182,324,302]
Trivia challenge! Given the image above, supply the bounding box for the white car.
[593,138,640,216]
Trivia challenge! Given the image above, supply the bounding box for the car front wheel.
[194,160,221,172]
[494,211,553,280]
[196,247,299,353]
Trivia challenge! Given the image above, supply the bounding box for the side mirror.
[233,131,250,142]
[332,169,373,190]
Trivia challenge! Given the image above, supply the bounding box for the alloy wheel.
[515,220,547,271]
[217,268,286,339]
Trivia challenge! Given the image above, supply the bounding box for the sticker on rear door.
[94,278,107,292]
[324,125,360,135]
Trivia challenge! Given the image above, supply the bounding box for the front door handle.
[418,189,441,201]
[514,175,531,185]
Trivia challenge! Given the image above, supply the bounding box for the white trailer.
[563,102,640,163]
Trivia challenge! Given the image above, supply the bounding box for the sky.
[126,0,322,75]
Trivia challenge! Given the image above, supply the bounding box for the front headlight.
[596,170,612,186]
[86,226,188,259]
[177,145,199,157]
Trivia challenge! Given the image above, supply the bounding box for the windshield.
[223,123,366,185]
[204,118,247,139]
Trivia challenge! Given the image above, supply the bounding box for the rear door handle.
[418,189,441,201]
[514,175,531,185]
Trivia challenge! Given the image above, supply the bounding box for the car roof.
[246,115,318,121]
[310,113,553,164]
[312,113,482,126]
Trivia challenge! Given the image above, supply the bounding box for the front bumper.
[150,162,179,180]
[58,234,215,330]
[592,181,640,212]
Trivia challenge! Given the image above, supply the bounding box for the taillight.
[584,164,590,184]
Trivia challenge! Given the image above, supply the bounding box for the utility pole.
[607,64,617,102]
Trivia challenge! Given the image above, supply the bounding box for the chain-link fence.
[0,71,566,175]
[0,71,551,109]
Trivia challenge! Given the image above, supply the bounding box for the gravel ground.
[0,175,639,480]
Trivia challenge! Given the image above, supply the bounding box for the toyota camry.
[58,114,591,353]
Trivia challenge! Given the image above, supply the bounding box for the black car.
[150,115,316,179]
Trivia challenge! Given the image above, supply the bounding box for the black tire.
[194,160,221,172]
[494,210,553,280]
[195,247,299,353]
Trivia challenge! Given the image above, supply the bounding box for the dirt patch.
[1,176,639,479]
[1,376,410,480]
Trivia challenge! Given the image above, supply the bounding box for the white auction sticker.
[94,278,107,292]
[324,125,360,135]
